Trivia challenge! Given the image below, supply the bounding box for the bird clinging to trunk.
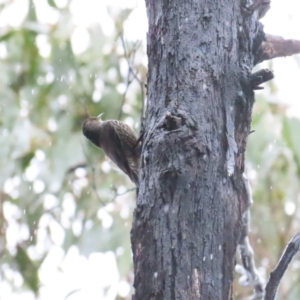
[82,114,140,186]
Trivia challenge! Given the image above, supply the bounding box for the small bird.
[82,114,140,186]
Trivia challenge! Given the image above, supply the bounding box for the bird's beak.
[97,113,104,119]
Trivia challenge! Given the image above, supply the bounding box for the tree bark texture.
[131,1,263,299]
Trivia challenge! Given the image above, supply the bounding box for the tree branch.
[109,186,136,202]
[249,69,274,90]
[264,231,300,300]
[256,34,300,64]
[236,174,264,300]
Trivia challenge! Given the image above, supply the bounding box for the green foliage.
[0,1,145,299]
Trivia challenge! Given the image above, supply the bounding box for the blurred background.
[0,0,299,299]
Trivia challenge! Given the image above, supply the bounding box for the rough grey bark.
[131,1,263,299]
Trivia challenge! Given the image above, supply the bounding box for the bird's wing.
[115,121,137,149]
[104,122,138,184]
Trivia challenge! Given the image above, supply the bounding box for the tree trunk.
[131,0,261,299]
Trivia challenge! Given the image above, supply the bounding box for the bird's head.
[82,114,104,145]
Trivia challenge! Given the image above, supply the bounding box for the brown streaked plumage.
[82,115,140,186]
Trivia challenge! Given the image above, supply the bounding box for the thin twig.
[66,163,88,174]
[118,72,132,120]
[118,33,135,120]
[264,231,300,300]
[110,187,136,202]
[119,30,145,127]
[64,289,82,300]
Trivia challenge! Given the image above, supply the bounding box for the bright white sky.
[261,0,300,117]
[0,0,299,299]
